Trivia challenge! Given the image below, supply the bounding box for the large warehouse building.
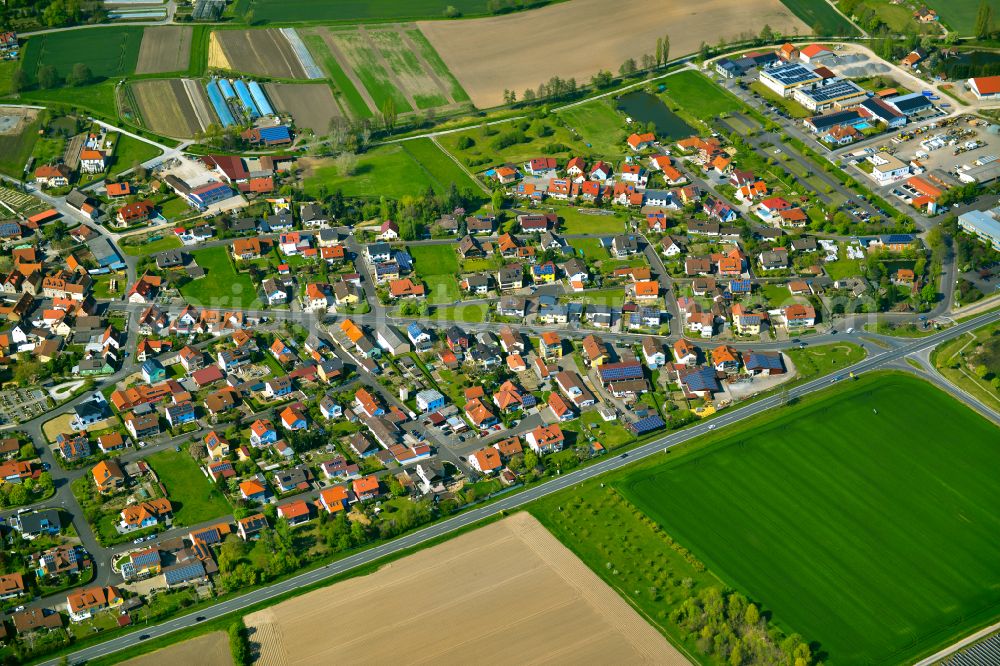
[958,209,1000,251]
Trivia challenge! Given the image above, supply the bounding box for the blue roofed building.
[407,323,432,351]
[958,210,1000,251]
[729,279,752,295]
[246,125,292,146]
[394,251,413,273]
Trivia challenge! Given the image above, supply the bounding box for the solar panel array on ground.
[946,631,1000,666]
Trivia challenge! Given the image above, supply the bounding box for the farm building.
[243,126,292,146]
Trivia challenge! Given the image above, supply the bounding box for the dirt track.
[120,630,232,666]
[419,0,808,108]
[245,513,687,665]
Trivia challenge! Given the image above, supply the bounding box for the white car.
[708,424,716,430]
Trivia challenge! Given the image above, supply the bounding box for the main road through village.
[46,307,1000,666]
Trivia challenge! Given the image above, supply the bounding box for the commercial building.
[958,209,1000,250]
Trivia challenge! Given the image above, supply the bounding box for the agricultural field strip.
[54,310,1000,666]
[306,29,380,116]
[135,26,192,75]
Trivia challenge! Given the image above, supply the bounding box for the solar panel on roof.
[598,363,644,382]
[797,80,865,103]
[627,415,666,434]
[763,63,820,86]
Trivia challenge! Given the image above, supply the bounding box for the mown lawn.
[557,99,626,157]
[433,302,487,323]
[785,341,865,381]
[660,70,746,121]
[619,373,1000,664]
[147,449,230,527]
[555,207,626,234]
[304,141,479,199]
[120,234,182,257]
[409,244,460,304]
[0,117,41,178]
[180,245,260,308]
[107,134,161,177]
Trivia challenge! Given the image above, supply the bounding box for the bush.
[490,129,526,151]
[456,135,475,150]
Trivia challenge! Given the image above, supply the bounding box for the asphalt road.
[46,307,1000,666]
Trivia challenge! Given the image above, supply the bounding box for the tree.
[655,37,663,67]
[379,98,397,131]
[67,63,92,87]
[229,622,249,666]
[18,443,34,460]
[974,0,994,39]
[37,65,59,90]
[760,24,774,42]
[662,34,670,64]
[619,58,637,77]
[334,151,359,176]
[491,188,504,213]
[523,449,538,471]
[11,68,28,94]
[591,70,614,89]
[744,603,759,627]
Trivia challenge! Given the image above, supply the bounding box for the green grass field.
[567,237,607,259]
[933,319,1000,413]
[20,81,119,119]
[120,234,182,257]
[556,99,625,156]
[923,0,980,34]
[0,60,17,96]
[785,342,866,382]
[305,140,479,199]
[409,244,460,304]
[107,135,161,177]
[620,373,1000,664]
[233,0,498,22]
[21,27,142,83]
[180,245,260,308]
[661,70,746,121]
[433,302,487,322]
[555,208,626,234]
[147,450,230,527]
[0,117,41,178]
[778,0,860,35]
[437,118,597,171]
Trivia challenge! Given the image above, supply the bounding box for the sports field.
[245,513,684,664]
[620,373,1000,664]
[21,27,142,82]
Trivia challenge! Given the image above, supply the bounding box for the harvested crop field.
[263,82,343,134]
[419,0,809,107]
[131,79,213,138]
[120,631,232,666]
[208,29,307,79]
[245,513,684,664]
[135,26,192,74]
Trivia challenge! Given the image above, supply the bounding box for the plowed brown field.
[419,0,808,107]
[245,513,687,665]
